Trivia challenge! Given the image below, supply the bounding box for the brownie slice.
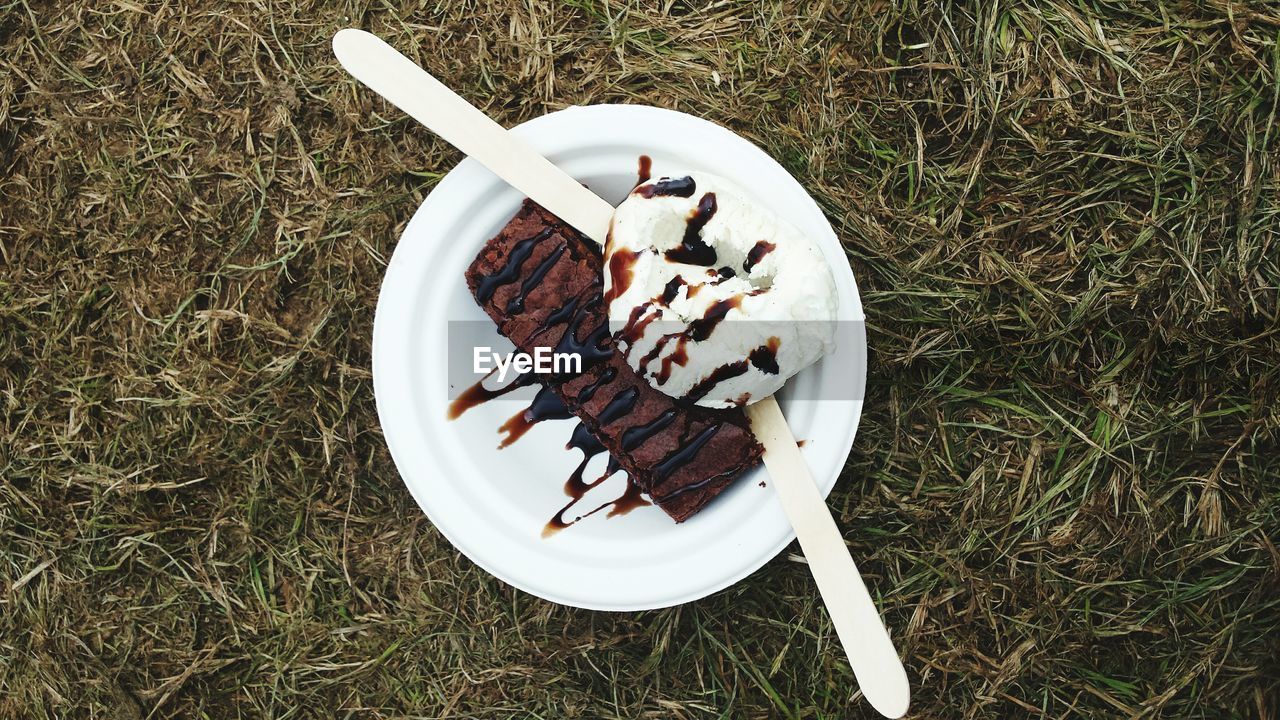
[465,200,763,522]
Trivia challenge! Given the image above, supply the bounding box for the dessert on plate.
[465,200,764,522]
[605,171,838,408]
[458,166,837,526]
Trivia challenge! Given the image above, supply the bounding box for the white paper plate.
[372,104,866,611]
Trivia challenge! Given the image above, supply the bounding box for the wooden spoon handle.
[332,29,614,244]
[746,399,909,717]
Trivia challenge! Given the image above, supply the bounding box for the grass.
[1,0,1278,717]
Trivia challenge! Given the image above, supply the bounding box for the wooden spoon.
[333,28,910,718]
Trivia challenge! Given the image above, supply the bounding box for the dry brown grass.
[2,0,1278,718]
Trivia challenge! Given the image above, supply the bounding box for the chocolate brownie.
[466,200,763,522]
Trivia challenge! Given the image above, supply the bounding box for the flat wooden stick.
[333,30,614,242]
[745,399,909,717]
[334,28,909,718]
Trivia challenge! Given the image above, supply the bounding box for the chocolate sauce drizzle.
[688,296,741,341]
[604,248,638,306]
[654,423,723,482]
[543,424,613,536]
[506,244,565,314]
[552,299,613,369]
[535,297,580,338]
[653,466,737,503]
[475,227,557,303]
[661,276,685,304]
[635,175,696,198]
[542,422,649,537]
[637,295,742,385]
[618,275,688,349]
[748,337,782,375]
[567,420,605,456]
[450,372,728,534]
[598,386,640,426]
[680,336,778,405]
[665,192,718,265]
[543,469,649,536]
[743,240,776,273]
[619,301,658,346]
[498,383,572,448]
[449,373,654,537]
[636,155,652,186]
[655,343,688,385]
[607,477,650,517]
[575,367,618,403]
[685,361,750,403]
[447,369,534,419]
[621,410,677,451]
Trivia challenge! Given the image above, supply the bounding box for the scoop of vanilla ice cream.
[604,171,837,408]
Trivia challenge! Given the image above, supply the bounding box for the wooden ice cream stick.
[333,28,909,718]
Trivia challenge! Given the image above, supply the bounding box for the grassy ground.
[2,0,1278,717]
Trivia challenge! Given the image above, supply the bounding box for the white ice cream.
[604,171,837,408]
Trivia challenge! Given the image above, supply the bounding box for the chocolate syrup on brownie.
[553,300,613,368]
[575,367,618,403]
[653,467,733,503]
[598,386,640,426]
[621,410,677,451]
[653,423,723,482]
[531,297,580,341]
[506,244,566,314]
[474,227,557,303]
